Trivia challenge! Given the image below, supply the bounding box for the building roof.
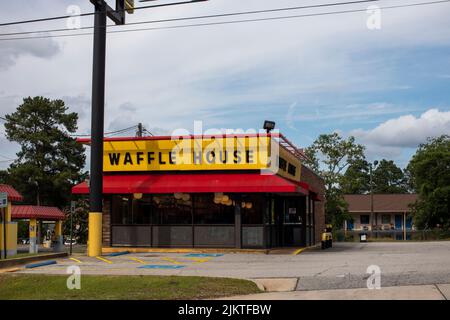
[0,184,23,202]
[344,194,418,213]
[12,205,65,221]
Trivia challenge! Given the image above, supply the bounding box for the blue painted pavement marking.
[138,265,185,269]
[25,260,57,269]
[184,253,223,257]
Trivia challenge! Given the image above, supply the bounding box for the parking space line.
[130,257,145,264]
[69,257,82,263]
[96,256,113,264]
[293,248,306,255]
[184,257,211,264]
[162,257,183,265]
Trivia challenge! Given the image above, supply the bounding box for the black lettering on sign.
[219,150,228,164]
[147,152,155,164]
[109,153,121,165]
[124,152,133,165]
[136,152,144,165]
[169,152,176,165]
[233,150,241,164]
[193,151,202,165]
[206,151,215,164]
[158,152,166,165]
[246,150,254,164]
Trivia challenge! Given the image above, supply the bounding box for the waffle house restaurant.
[72,133,325,249]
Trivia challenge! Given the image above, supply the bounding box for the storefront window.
[194,194,234,224]
[111,194,192,225]
[242,194,264,224]
[153,194,192,225]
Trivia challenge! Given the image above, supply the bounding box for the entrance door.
[282,197,305,247]
[394,215,403,230]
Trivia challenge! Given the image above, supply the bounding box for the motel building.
[72,132,325,251]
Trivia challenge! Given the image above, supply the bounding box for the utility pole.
[137,123,143,137]
[369,160,378,232]
[88,0,131,257]
[87,0,206,257]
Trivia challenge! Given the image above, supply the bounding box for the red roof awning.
[0,184,23,202]
[72,173,308,195]
[12,206,65,220]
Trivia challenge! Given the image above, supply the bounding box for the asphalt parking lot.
[17,241,450,291]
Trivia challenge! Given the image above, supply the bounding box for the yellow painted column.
[1,203,17,258]
[29,218,38,253]
[88,212,102,257]
[54,220,64,252]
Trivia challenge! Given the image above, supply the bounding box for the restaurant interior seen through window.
[111,193,265,226]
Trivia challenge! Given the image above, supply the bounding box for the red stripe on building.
[72,173,309,195]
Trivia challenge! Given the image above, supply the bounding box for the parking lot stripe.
[130,257,145,264]
[162,257,183,265]
[293,248,306,255]
[69,257,82,263]
[185,257,211,264]
[96,256,113,264]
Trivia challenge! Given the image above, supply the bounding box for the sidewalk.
[220,283,450,300]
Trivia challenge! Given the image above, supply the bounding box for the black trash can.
[359,233,368,242]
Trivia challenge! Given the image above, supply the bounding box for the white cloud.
[351,108,450,149]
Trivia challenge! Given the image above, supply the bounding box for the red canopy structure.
[0,184,23,202]
[12,206,65,221]
[72,173,310,195]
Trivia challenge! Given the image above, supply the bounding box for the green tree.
[407,135,450,229]
[372,159,409,194]
[304,133,366,226]
[340,159,370,194]
[4,96,87,208]
[63,198,89,243]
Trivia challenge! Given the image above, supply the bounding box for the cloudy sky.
[1,0,449,170]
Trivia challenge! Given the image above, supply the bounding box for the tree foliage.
[407,135,450,229]
[3,96,87,208]
[372,159,409,194]
[305,133,365,226]
[340,159,370,194]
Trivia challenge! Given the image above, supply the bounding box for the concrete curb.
[0,252,68,269]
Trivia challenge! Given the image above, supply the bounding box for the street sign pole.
[70,201,75,255]
[0,192,8,259]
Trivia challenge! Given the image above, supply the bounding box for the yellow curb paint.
[96,256,113,264]
[293,248,306,255]
[162,257,182,265]
[130,257,145,264]
[185,257,211,264]
[69,257,82,263]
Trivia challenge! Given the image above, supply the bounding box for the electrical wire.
[0,0,448,42]
[0,0,382,37]
[0,0,208,27]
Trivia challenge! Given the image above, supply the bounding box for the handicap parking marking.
[95,256,113,264]
[184,253,224,258]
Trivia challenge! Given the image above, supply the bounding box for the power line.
[0,0,448,42]
[0,0,208,27]
[71,125,138,137]
[0,0,381,37]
